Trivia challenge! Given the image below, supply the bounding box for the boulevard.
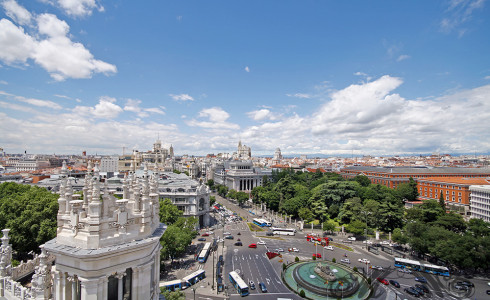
[185,194,490,300]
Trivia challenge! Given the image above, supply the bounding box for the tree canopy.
[0,182,59,255]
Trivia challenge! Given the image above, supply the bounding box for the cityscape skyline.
[1,1,490,156]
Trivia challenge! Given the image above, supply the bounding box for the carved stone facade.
[43,160,166,300]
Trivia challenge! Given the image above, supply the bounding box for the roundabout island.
[282,261,372,299]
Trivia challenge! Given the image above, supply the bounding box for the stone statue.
[314,263,336,282]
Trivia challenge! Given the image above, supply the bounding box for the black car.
[413,285,425,296]
[458,280,474,287]
[237,232,241,235]
[198,237,206,241]
[389,280,400,288]
[266,232,274,236]
[404,287,420,297]
[234,241,243,246]
[486,290,490,295]
[454,284,469,291]
[414,277,427,283]
[415,284,429,294]
[259,282,267,293]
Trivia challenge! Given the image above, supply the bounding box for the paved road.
[213,195,489,300]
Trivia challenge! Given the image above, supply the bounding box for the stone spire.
[0,229,12,277]
[31,245,52,299]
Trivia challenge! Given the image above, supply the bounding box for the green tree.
[322,220,336,233]
[0,183,59,255]
[227,189,237,200]
[216,184,229,198]
[159,198,183,225]
[209,196,216,206]
[396,177,419,202]
[392,228,408,245]
[346,219,365,235]
[439,191,446,211]
[259,190,281,211]
[298,207,314,223]
[235,191,249,207]
[160,217,197,261]
[206,179,215,190]
[172,169,181,174]
[432,212,466,233]
[338,197,362,224]
[353,175,371,187]
[160,290,185,300]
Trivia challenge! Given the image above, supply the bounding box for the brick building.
[340,166,490,189]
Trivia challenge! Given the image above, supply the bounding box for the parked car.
[389,280,400,288]
[377,278,389,285]
[362,240,373,244]
[201,233,209,237]
[249,281,255,290]
[198,238,206,241]
[257,241,266,245]
[340,258,351,264]
[404,287,420,297]
[347,237,356,241]
[248,243,257,248]
[324,246,334,250]
[398,268,412,274]
[380,241,390,245]
[458,281,474,287]
[454,283,469,291]
[415,284,429,294]
[259,282,267,293]
[413,285,425,296]
[414,277,427,283]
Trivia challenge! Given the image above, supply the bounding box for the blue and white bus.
[159,270,206,291]
[159,279,185,291]
[394,258,449,277]
[183,269,206,286]
[253,218,272,227]
[229,271,249,296]
[197,242,211,263]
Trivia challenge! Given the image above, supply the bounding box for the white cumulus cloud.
[170,94,194,102]
[187,107,239,130]
[2,0,32,25]
[0,2,116,80]
[246,109,279,121]
[397,54,410,62]
[56,0,104,17]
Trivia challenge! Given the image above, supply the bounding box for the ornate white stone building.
[213,161,272,192]
[235,141,251,160]
[41,161,165,299]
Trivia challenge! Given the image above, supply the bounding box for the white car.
[340,258,351,264]
[224,232,231,235]
[292,248,299,252]
[324,246,334,250]
[347,237,356,241]
[380,241,390,245]
[362,240,373,244]
[372,265,383,270]
[276,248,284,252]
[358,258,370,264]
[257,241,266,245]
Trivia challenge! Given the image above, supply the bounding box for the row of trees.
[0,182,59,259]
[393,200,490,271]
[246,169,411,233]
[159,198,198,261]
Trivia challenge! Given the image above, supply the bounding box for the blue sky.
[0,0,489,156]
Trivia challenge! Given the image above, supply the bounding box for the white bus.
[197,242,211,263]
[272,227,296,236]
[253,218,272,227]
[229,271,249,296]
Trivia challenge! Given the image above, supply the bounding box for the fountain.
[283,261,371,299]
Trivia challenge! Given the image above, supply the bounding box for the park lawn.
[330,242,354,252]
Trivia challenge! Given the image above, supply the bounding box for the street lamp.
[190,285,205,300]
